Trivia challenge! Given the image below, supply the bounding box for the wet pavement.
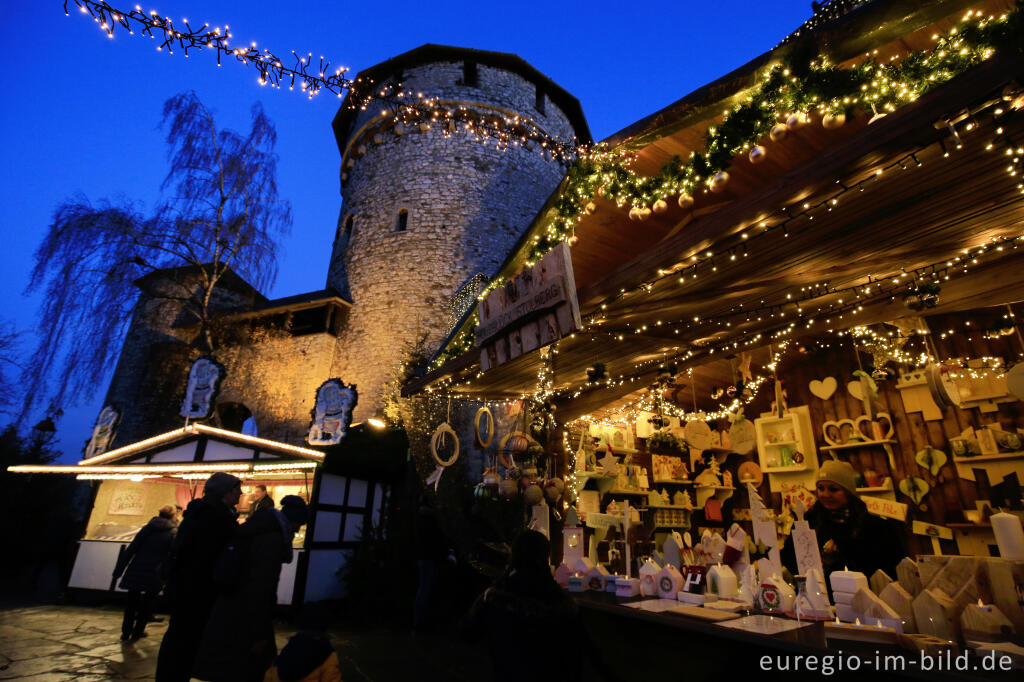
[0,601,491,681]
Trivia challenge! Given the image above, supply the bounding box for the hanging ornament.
[481,467,501,488]
[652,199,668,214]
[474,407,495,449]
[822,112,846,129]
[498,477,519,498]
[523,483,544,506]
[628,207,641,221]
[709,172,730,193]
[748,145,767,164]
[585,201,597,214]
[786,113,806,129]
[769,123,788,141]
[678,193,695,209]
[638,206,652,221]
[373,133,384,145]
[567,234,579,246]
[419,122,430,132]
[356,145,367,157]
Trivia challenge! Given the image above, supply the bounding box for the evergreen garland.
[432,3,1023,372]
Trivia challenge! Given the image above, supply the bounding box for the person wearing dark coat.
[192,495,309,682]
[464,530,587,682]
[113,505,176,641]
[155,472,242,682]
[781,460,907,589]
[250,485,275,515]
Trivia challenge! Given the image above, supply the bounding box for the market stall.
[401,0,1024,670]
[10,423,395,605]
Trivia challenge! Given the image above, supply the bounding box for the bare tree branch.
[18,91,291,421]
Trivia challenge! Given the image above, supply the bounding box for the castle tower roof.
[332,43,591,151]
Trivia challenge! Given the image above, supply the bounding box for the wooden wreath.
[474,407,495,449]
[431,422,459,467]
[497,431,534,469]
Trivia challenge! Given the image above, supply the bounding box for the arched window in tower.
[344,214,354,238]
[215,402,255,435]
[461,61,478,87]
[395,209,409,232]
[535,85,546,115]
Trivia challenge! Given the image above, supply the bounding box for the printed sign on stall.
[862,494,908,521]
[108,487,146,516]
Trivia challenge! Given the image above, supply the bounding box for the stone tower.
[328,45,591,420]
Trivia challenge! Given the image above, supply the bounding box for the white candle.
[991,512,1024,560]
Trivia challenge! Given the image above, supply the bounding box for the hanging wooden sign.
[476,243,581,371]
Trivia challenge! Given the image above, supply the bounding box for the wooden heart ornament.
[854,413,894,441]
[822,419,857,446]
[847,381,864,401]
[809,377,838,400]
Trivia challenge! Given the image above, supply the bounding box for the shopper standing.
[155,472,242,682]
[112,505,176,641]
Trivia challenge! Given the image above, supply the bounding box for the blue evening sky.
[0,1,812,460]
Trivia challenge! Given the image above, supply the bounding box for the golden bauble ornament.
[567,234,579,246]
[652,199,668,214]
[678,193,694,209]
[709,171,730,193]
[748,145,767,164]
[769,124,788,141]
[786,113,806,129]
[822,112,846,129]
[585,201,597,214]
[638,207,652,221]
[628,207,641,221]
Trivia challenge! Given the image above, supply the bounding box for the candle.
[991,512,1024,560]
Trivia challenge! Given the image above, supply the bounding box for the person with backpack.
[112,505,176,641]
[192,495,309,682]
[155,472,242,682]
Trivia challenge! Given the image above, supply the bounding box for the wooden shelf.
[764,440,798,446]
[821,439,897,451]
[762,465,807,473]
[952,450,1024,463]
[647,503,694,510]
[607,488,651,496]
[652,478,694,485]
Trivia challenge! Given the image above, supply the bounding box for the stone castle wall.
[328,61,576,420]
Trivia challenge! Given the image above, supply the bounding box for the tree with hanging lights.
[19,92,291,421]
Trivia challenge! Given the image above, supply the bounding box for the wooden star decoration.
[599,451,619,477]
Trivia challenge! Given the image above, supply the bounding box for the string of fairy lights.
[65,0,581,161]
[433,101,1024,370]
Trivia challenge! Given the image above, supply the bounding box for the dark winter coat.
[113,515,176,592]
[163,496,239,608]
[465,566,584,682]
[781,496,907,584]
[193,508,295,682]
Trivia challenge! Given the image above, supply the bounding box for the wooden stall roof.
[404,0,1024,421]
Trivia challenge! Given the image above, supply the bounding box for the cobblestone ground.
[0,602,491,681]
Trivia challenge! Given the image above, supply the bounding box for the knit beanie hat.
[203,472,242,498]
[816,460,859,496]
[280,495,309,526]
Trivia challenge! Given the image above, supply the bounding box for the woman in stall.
[782,460,907,585]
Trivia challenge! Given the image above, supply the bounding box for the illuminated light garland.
[65,0,580,161]
[77,423,326,466]
[434,97,1023,371]
[66,0,350,97]
[423,230,1024,406]
[468,6,1022,297]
